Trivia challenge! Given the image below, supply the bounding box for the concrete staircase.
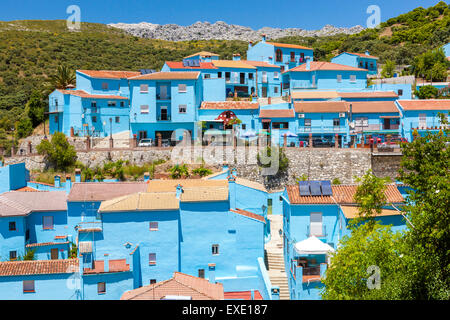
[265,215,290,300]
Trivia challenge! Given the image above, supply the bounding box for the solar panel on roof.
[192,59,200,67]
[310,181,322,196]
[139,69,155,75]
[182,60,189,67]
[320,180,332,196]
[298,181,310,196]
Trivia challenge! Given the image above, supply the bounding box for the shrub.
[36,132,77,170]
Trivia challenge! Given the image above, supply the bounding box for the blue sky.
[0,0,445,29]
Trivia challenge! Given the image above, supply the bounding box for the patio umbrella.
[282,131,298,137]
[241,130,257,138]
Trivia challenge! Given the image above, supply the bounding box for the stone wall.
[371,153,403,181]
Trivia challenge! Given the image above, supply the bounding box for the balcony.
[157,114,171,121]
[225,78,248,85]
[307,225,327,238]
[156,94,171,100]
[48,104,64,113]
[76,221,103,233]
[299,126,346,134]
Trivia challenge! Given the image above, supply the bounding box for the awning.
[261,119,271,123]
[379,116,400,119]
[294,236,335,255]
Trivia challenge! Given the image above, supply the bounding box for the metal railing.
[307,225,327,238]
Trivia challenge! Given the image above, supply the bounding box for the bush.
[169,164,190,179]
[415,85,439,99]
[192,166,213,177]
[36,132,77,170]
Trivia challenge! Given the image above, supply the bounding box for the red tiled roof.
[26,241,69,248]
[0,259,79,277]
[200,101,259,110]
[397,100,450,111]
[259,109,295,118]
[129,71,200,80]
[286,184,404,205]
[121,272,224,300]
[344,52,379,60]
[68,182,147,202]
[77,70,141,79]
[224,290,263,300]
[240,60,280,69]
[15,186,39,192]
[83,259,130,274]
[165,61,218,70]
[350,101,399,114]
[287,61,368,72]
[54,235,68,240]
[0,191,67,217]
[57,89,129,100]
[266,42,313,50]
[294,101,348,113]
[230,208,266,223]
[338,91,398,98]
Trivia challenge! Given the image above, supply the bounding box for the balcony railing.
[49,105,64,113]
[226,78,248,85]
[76,221,103,232]
[299,126,346,133]
[307,225,327,238]
[157,115,171,121]
[156,94,171,100]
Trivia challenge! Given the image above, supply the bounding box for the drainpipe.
[65,175,72,193]
[54,175,61,188]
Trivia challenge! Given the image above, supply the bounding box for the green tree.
[415,85,439,99]
[15,117,33,139]
[381,59,396,78]
[48,64,76,90]
[36,132,77,170]
[26,90,45,127]
[169,164,190,179]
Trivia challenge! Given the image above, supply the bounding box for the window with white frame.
[107,101,116,107]
[149,222,158,231]
[23,280,35,293]
[140,105,149,114]
[43,216,54,230]
[149,253,156,265]
[355,117,369,127]
[274,71,279,79]
[140,84,149,93]
[349,75,356,83]
[178,84,187,93]
[212,244,219,255]
[304,118,311,132]
[178,104,187,113]
[10,251,17,261]
[310,212,323,236]
[97,282,106,294]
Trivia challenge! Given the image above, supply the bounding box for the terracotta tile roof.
[99,192,179,212]
[338,91,398,98]
[211,60,256,69]
[121,272,224,300]
[77,70,141,79]
[129,71,200,80]
[165,61,218,70]
[340,205,403,219]
[147,179,228,193]
[200,101,259,110]
[15,186,39,192]
[0,191,67,217]
[350,101,400,114]
[302,275,322,283]
[54,235,68,240]
[286,184,404,205]
[57,89,129,100]
[83,259,130,274]
[181,187,229,202]
[288,61,367,72]
[240,60,280,69]
[397,100,450,111]
[224,290,263,300]
[68,182,147,202]
[235,177,267,192]
[230,208,265,223]
[259,109,295,118]
[291,91,340,100]
[0,259,79,277]
[184,51,220,59]
[26,241,70,248]
[266,42,313,50]
[344,52,379,60]
[294,101,348,113]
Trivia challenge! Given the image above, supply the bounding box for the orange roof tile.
[184,51,220,59]
[0,259,79,277]
[338,91,398,98]
[129,71,200,80]
[77,70,141,79]
[288,61,368,72]
[200,101,259,110]
[286,184,403,205]
[224,290,263,300]
[266,42,313,50]
[294,101,348,113]
[212,60,256,69]
[230,208,265,223]
[26,241,69,248]
[68,182,147,202]
[57,89,129,100]
[15,186,39,192]
[121,272,224,300]
[397,100,450,111]
[83,259,130,274]
[340,205,403,219]
[165,61,218,70]
[344,52,379,60]
[240,60,280,69]
[259,109,295,118]
[350,101,399,114]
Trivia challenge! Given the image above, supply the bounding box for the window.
[55,100,58,107]
[333,118,340,127]
[349,75,356,83]
[262,71,268,83]
[149,253,156,265]
[149,222,158,231]
[97,282,106,294]
[337,75,342,83]
[217,72,222,78]
[51,248,58,260]
[398,89,403,96]
[10,251,17,261]
[198,269,205,278]
[274,71,279,79]
[248,73,253,80]
[120,101,125,107]
[359,61,363,67]
[355,117,369,127]
[115,116,120,123]
[276,49,282,62]
[178,105,187,113]
[310,212,323,236]
[150,279,157,284]
[178,84,187,92]
[274,87,279,94]
[241,124,246,130]
[25,229,30,241]
[280,66,285,72]
[272,122,289,129]
[91,101,97,108]
[140,105,149,114]
[300,52,305,62]
[370,63,374,69]
[102,82,108,90]
[290,51,295,62]
[92,116,97,123]
[92,106,97,113]
[108,101,116,107]
[225,72,231,82]
[140,84,149,93]
[204,74,210,79]
[212,244,219,255]
[54,115,59,123]
[23,280,35,293]
[43,216,54,230]
[9,221,16,231]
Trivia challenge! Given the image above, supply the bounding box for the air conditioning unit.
[339,112,346,118]
[298,113,305,118]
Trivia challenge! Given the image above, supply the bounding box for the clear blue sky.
[0,0,445,29]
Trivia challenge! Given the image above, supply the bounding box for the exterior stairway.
[265,214,290,300]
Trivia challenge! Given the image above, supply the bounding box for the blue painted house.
[331,51,378,75]
[0,162,28,194]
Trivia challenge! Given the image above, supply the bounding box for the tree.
[48,65,76,90]
[15,117,33,139]
[415,85,439,99]
[381,59,396,78]
[257,146,289,174]
[413,48,449,82]
[26,90,45,127]
[36,132,77,170]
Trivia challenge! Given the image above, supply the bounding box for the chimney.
[227,174,236,210]
[176,184,183,199]
[104,254,109,273]
[232,53,241,61]
[65,175,72,193]
[75,169,81,183]
[208,264,216,284]
[54,175,61,188]
[306,57,311,71]
[144,172,150,182]
[261,34,266,42]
